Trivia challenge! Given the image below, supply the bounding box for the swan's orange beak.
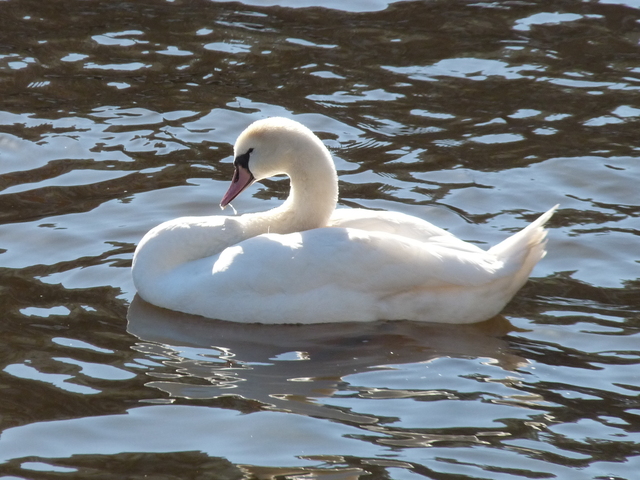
[220,165,254,208]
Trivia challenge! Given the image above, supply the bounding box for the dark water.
[2,0,640,478]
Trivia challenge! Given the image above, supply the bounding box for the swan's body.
[132,117,556,324]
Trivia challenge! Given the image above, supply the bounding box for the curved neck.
[249,144,338,235]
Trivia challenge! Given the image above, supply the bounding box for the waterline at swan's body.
[132,117,556,324]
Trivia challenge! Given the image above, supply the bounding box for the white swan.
[132,117,557,324]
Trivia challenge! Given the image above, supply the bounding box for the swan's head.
[220,117,333,208]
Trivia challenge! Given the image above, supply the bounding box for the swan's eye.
[234,148,253,170]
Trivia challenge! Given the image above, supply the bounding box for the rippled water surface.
[2,0,640,478]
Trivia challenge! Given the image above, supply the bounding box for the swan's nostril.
[220,165,255,208]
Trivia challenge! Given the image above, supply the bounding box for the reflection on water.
[1,0,640,478]
[127,296,525,412]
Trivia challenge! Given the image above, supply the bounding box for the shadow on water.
[127,295,526,414]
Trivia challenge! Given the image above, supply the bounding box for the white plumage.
[132,117,556,324]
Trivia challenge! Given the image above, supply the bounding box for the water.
[1,0,640,478]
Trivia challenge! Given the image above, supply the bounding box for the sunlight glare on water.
[1,0,640,479]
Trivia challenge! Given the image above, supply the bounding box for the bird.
[132,116,556,324]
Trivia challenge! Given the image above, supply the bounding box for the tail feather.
[489,205,558,277]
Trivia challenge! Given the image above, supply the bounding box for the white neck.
[270,163,337,233]
[242,130,338,236]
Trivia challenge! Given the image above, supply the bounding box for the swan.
[132,117,557,324]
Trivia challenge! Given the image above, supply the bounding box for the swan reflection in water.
[127,295,527,423]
